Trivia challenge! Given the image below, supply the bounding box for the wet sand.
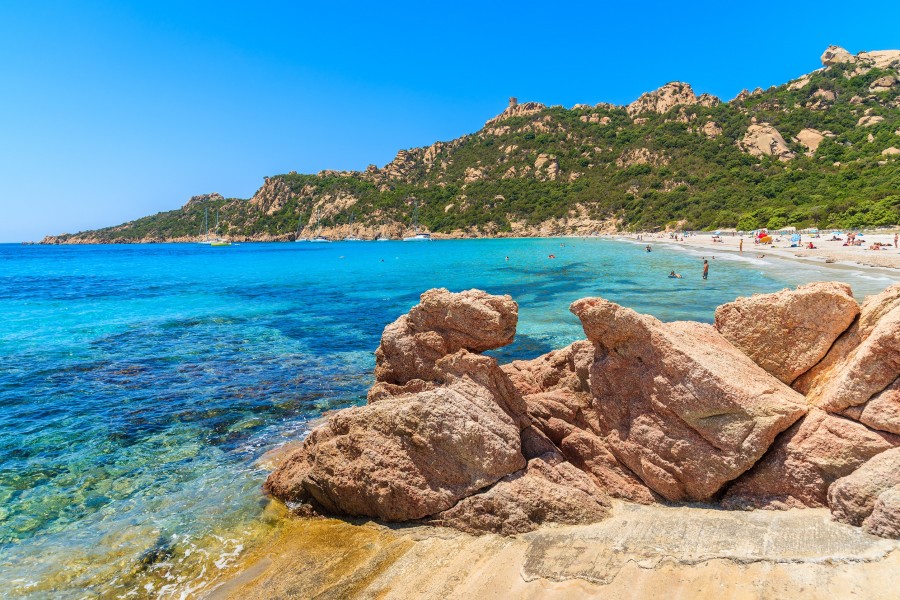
[205,502,900,600]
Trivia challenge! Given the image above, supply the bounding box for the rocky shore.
[202,283,900,597]
[264,284,900,540]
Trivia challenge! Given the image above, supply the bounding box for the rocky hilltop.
[265,283,900,539]
[43,46,900,244]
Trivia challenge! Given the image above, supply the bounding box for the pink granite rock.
[714,282,858,385]
[433,452,611,535]
[828,447,900,527]
[863,484,900,538]
[571,298,807,501]
[722,410,898,509]
[842,378,900,436]
[373,288,518,386]
[264,350,526,521]
[795,283,900,395]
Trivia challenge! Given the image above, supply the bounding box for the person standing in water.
[702,259,709,280]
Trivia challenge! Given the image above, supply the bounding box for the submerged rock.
[715,282,858,385]
[571,298,807,502]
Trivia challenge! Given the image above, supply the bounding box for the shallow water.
[0,239,897,597]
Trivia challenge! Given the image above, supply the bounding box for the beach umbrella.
[810,228,819,233]
[713,230,721,235]
[791,234,801,242]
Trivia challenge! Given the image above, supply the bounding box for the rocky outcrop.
[822,45,900,70]
[722,410,898,509]
[857,115,885,127]
[264,349,527,521]
[865,484,900,538]
[265,283,900,540]
[738,124,795,160]
[570,298,807,502]
[794,284,900,396]
[795,128,831,154]
[821,45,856,66]
[373,288,518,387]
[870,75,899,93]
[828,447,900,531]
[626,82,719,116]
[433,451,611,535]
[485,101,547,126]
[843,379,900,435]
[700,121,722,138]
[714,282,859,385]
[807,294,900,415]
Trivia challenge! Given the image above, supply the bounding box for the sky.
[1,1,899,242]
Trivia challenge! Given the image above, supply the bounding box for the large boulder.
[828,447,900,529]
[433,452,611,535]
[264,350,526,521]
[570,298,807,501]
[843,378,900,435]
[722,410,898,509]
[714,282,858,385]
[374,288,518,386]
[794,284,900,395]
[503,340,658,503]
[864,484,900,538]
[808,299,900,414]
[502,340,594,397]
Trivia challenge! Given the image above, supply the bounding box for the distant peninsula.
[42,46,900,244]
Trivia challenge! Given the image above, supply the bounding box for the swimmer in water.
[669,270,682,279]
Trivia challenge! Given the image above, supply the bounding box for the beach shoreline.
[614,230,900,272]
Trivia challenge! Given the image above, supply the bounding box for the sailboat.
[294,214,309,242]
[343,212,362,241]
[210,210,232,246]
[403,200,432,241]
[310,208,331,243]
[198,208,214,244]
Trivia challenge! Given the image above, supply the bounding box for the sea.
[1,238,898,598]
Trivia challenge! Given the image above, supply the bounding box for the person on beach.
[702,259,709,280]
[895,233,898,248]
[739,239,743,253]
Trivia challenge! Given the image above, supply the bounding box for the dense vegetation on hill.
[44,48,900,243]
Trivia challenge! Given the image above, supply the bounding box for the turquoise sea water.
[1,238,898,597]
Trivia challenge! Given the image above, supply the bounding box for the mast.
[204,208,209,242]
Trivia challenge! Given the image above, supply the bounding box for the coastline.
[614,231,900,271]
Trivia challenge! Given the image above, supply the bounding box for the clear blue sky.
[1,1,898,242]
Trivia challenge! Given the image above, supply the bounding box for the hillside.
[42,46,900,244]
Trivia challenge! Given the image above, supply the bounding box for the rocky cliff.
[265,283,900,538]
[43,45,900,244]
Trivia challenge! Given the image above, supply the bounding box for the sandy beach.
[206,502,900,600]
[620,230,900,271]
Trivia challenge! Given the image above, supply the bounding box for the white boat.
[198,208,214,244]
[403,199,432,242]
[294,215,308,242]
[343,212,362,241]
[308,208,331,243]
[343,236,363,242]
[375,235,390,242]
